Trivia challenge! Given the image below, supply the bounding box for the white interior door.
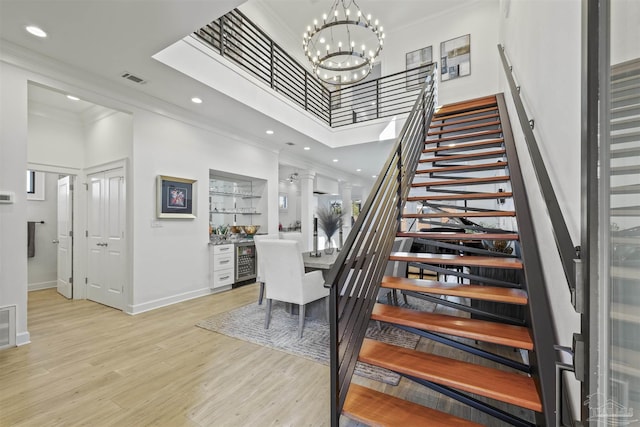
[56,176,73,299]
[87,168,125,310]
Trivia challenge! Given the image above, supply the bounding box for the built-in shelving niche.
[208,170,267,231]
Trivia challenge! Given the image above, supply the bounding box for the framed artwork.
[156,175,197,218]
[405,46,433,89]
[440,34,471,82]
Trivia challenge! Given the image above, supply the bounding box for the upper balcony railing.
[195,8,432,128]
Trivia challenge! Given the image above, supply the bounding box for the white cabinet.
[210,244,234,291]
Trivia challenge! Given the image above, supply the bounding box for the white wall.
[28,104,85,169]
[85,111,133,168]
[498,0,582,418]
[26,173,59,290]
[498,0,581,241]
[0,62,29,345]
[278,179,301,229]
[382,0,501,106]
[129,109,280,313]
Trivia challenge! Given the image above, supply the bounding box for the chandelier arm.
[303,0,384,86]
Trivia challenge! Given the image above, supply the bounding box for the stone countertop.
[208,238,255,246]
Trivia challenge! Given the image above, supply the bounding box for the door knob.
[52,239,60,244]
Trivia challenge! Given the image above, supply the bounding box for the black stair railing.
[194,8,433,128]
[496,93,559,426]
[324,65,438,426]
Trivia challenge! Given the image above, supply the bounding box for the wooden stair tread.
[430,112,500,129]
[403,211,516,218]
[611,236,640,245]
[372,304,533,349]
[390,252,523,269]
[428,120,501,136]
[612,165,640,175]
[381,276,528,304]
[424,129,502,144]
[434,96,498,117]
[611,184,640,194]
[343,383,482,427]
[423,138,504,153]
[611,266,639,279]
[432,105,500,123]
[611,147,640,158]
[416,161,509,175]
[397,231,519,241]
[611,346,640,377]
[407,191,513,201]
[412,175,510,187]
[359,339,542,412]
[611,303,640,323]
[419,149,506,163]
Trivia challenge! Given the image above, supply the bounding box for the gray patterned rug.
[196,299,425,385]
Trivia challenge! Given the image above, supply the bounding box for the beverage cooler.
[234,241,256,284]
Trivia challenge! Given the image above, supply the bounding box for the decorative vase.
[324,238,335,255]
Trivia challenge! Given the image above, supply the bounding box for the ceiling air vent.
[120,72,147,84]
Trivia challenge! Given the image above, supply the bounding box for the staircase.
[340,95,548,426]
[609,58,640,415]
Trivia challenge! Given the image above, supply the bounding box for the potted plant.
[316,204,342,254]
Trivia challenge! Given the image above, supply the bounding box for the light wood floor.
[0,285,329,426]
[1,285,528,426]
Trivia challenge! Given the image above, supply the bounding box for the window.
[26,170,35,194]
[26,170,45,200]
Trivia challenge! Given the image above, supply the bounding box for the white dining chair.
[253,234,278,305]
[260,239,329,338]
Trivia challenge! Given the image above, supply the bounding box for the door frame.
[83,158,130,312]
[27,163,83,298]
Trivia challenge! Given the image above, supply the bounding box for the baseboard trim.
[16,331,31,346]
[126,287,214,315]
[28,281,56,292]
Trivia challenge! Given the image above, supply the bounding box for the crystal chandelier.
[303,0,385,86]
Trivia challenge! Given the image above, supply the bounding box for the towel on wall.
[27,221,36,258]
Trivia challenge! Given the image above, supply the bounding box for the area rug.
[197,299,429,386]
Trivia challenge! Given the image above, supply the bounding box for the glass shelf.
[210,211,261,215]
[209,191,259,199]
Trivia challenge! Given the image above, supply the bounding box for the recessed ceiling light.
[26,26,47,38]
[266,130,274,135]
[191,97,203,104]
[372,175,377,178]
[356,168,362,172]
[66,95,80,101]
[303,147,311,151]
[332,159,339,162]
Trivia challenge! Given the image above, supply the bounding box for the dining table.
[299,250,340,320]
[302,250,339,275]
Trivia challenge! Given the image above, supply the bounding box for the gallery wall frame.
[156,175,197,218]
[440,34,471,82]
[406,46,433,89]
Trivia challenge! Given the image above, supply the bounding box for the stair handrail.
[325,65,438,426]
[498,44,578,295]
[195,8,434,128]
